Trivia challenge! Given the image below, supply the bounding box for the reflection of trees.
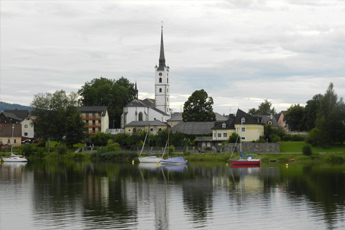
[277,164,345,230]
[182,165,215,223]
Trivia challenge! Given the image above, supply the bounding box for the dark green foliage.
[56,145,68,155]
[283,134,305,141]
[269,134,281,143]
[22,144,35,157]
[31,90,85,147]
[78,77,135,128]
[302,94,323,131]
[65,108,86,147]
[314,83,345,146]
[306,128,322,146]
[248,99,276,115]
[35,148,45,158]
[284,104,305,131]
[324,154,345,163]
[302,144,312,156]
[227,133,239,143]
[264,125,286,142]
[92,151,138,160]
[182,89,216,122]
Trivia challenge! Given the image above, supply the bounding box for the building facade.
[78,106,109,134]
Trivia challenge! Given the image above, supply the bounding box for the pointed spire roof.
[134,81,138,99]
[157,24,166,71]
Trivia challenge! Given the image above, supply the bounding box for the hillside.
[0,101,32,112]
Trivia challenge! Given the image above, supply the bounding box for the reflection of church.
[121,26,171,132]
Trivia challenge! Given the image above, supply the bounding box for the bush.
[22,144,36,157]
[302,144,312,156]
[228,133,240,143]
[270,134,281,143]
[35,148,46,158]
[56,145,68,155]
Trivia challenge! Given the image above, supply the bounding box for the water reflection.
[1,161,345,229]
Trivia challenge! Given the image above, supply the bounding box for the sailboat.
[2,125,28,162]
[138,131,162,163]
[229,117,260,166]
[159,129,189,166]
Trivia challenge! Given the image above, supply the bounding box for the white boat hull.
[2,156,28,162]
[138,156,162,163]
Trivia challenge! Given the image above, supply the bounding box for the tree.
[248,99,276,115]
[182,89,216,122]
[315,83,345,146]
[78,77,135,128]
[302,94,323,131]
[284,104,305,131]
[31,90,85,149]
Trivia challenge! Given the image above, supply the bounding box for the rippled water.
[1,161,345,229]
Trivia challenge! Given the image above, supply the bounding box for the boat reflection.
[230,164,260,168]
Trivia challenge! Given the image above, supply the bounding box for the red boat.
[230,157,260,166]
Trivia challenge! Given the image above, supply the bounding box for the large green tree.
[78,77,135,128]
[315,83,345,146]
[248,99,276,115]
[182,89,216,122]
[284,104,305,131]
[302,94,323,131]
[31,90,85,148]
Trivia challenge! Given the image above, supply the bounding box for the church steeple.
[158,25,166,71]
[134,81,138,99]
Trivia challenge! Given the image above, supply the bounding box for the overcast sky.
[1,0,345,115]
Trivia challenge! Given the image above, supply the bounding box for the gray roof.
[125,120,168,127]
[167,112,227,122]
[255,114,278,127]
[125,98,169,116]
[3,110,29,121]
[77,106,108,116]
[167,112,182,121]
[172,122,215,135]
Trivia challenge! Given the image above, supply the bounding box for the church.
[121,26,171,134]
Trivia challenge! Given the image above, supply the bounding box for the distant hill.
[0,101,32,112]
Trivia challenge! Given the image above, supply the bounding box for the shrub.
[270,134,281,143]
[302,144,312,156]
[228,133,240,143]
[35,148,45,158]
[22,144,36,157]
[56,145,68,155]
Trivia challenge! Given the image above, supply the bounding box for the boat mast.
[11,124,14,154]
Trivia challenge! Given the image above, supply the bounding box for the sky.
[1,0,345,115]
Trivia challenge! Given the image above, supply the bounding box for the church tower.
[155,25,170,114]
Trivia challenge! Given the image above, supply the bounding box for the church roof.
[172,122,215,135]
[125,120,168,127]
[157,26,166,71]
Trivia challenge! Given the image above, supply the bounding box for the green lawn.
[280,141,345,154]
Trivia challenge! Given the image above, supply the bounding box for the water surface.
[1,161,345,229]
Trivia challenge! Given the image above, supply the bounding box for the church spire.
[158,23,166,71]
[134,81,138,99]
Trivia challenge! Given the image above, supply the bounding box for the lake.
[1,160,345,230]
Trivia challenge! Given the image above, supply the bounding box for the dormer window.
[222,122,226,128]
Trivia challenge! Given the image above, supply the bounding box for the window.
[214,133,216,137]
[218,133,221,137]
[24,125,28,128]
[241,127,246,132]
[223,133,228,138]
[138,112,143,121]
[14,139,16,143]
[24,132,28,136]
[222,123,226,128]
[241,137,245,140]
[159,88,162,93]
[159,78,162,83]
[167,78,169,83]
